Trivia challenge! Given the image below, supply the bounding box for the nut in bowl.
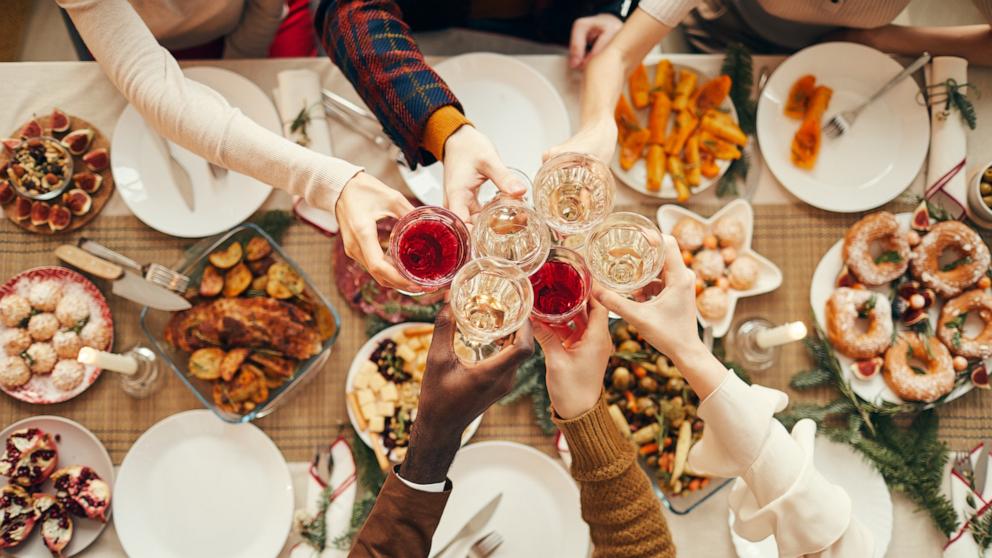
[2,137,73,201]
[657,199,783,337]
[140,223,341,423]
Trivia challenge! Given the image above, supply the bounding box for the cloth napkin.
[945,443,992,558]
[274,69,341,234]
[924,56,969,219]
[289,436,358,557]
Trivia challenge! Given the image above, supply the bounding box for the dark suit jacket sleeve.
[349,471,451,557]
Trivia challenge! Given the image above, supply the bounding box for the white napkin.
[924,57,969,219]
[274,69,341,234]
[290,437,358,557]
[945,444,992,558]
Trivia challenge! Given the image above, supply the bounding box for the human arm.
[835,24,992,67]
[534,302,676,558]
[223,0,284,59]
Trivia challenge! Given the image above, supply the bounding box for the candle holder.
[117,346,164,398]
[726,318,807,372]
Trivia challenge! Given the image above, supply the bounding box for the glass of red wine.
[389,206,470,292]
[529,247,591,343]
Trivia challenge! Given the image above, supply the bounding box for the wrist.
[398,422,461,484]
[551,390,603,420]
[668,338,711,370]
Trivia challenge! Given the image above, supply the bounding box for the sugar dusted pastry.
[80,321,111,350]
[697,286,729,320]
[28,313,60,342]
[0,357,30,388]
[713,215,746,248]
[1,329,31,356]
[55,292,90,328]
[672,218,706,252]
[692,249,726,282]
[52,330,83,359]
[52,360,85,392]
[28,281,62,312]
[26,342,57,374]
[0,295,31,327]
[728,256,760,290]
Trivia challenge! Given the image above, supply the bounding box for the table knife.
[158,136,196,211]
[975,440,991,496]
[429,493,502,558]
[54,245,191,311]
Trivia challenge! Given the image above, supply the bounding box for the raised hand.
[442,125,528,221]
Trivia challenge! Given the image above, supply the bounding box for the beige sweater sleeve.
[636,0,703,27]
[57,0,363,212]
[224,0,284,59]
[554,396,676,558]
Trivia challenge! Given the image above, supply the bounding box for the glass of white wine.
[450,257,534,361]
[586,212,665,295]
[533,152,615,244]
[471,195,552,276]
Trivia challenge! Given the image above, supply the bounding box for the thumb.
[486,164,528,198]
[531,319,566,360]
[591,281,635,320]
[569,19,592,69]
[431,304,457,346]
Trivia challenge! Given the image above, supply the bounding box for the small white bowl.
[966,159,992,228]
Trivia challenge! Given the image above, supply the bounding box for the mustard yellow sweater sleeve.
[553,395,676,558]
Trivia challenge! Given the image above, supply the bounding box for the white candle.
[755,321,808,349]
[78,347,138,376]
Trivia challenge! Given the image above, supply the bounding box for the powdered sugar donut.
[28,313,59,342]
[0,294,31,327]
[672,218,706,252]
[51,360,85,391]
[55,292,90,328]
[28,281,62,312]
[52,330,82,360]
[911,220,991,298]
[692,250,726,282]
[696,287,729,320]
[826,288,893,359]
[0,357,30,388]
[25,342,57,374]
[843,212,910,286]
[884,333,955,402]
[728,256,759,290]
[1,329,31,356]
[713,216,746,248]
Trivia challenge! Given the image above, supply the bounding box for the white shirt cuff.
[396,472,446,493]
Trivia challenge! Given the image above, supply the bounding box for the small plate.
[809,212,974,406]
[756,42,929,213]
[114,410,293,558]
[657,200,783,337]
[0,416,114,557]
[399,53,570,206]
[432,441,589,557]
[112,67,279,238]
[729,436,892,558]
[612,56,738,200]
[344,323,481,455]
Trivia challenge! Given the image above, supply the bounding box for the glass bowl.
[139,223,341,423]
[4,136,74,201]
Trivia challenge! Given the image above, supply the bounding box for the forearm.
[847,24,992,67]
[351,473,450,557]
[667,339,728,401]
[554,397,675,558]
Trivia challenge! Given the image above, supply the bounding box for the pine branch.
[721,43,757,135]
[789,367,833,390]
[972,508,992,551]
[250,210,294,243]
[716,152,750,199]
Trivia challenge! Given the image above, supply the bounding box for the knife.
[430,493,502,558]
[975,440,991,496]
[158,136,196,211]
[54,245,192,311]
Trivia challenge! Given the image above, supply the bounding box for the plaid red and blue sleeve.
[317,0,462,169]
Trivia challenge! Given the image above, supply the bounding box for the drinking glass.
[533,152,615,243]
[530,247,591,343]
[389,205,471,292]
[450,257,534,361]
[586,212,665,295]
[472,195,552,276]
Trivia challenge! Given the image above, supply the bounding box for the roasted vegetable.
[684,133,702,187]
[619,128,650,171]
[646,145,665,193]
[791,86,833,170]
[700,109,747,146]
[223,262,252,298]
[615,95,640,144]
[670,420,693,487]
[691,75,732,113]
[208,242,243,270]
[219,348,250,382]
[672,69,697,111]
[245,236,272,262]
[628,64,651,108]
[699,150,720,179]
[266,262,305,299]
[653,59,675,99]
[663,110,698,155]
[784,74,817,119]
[648,92,672,145]
[189,347,224,380]
[667,155,690,202]
[698,130,742,160]
[199,265,223,297]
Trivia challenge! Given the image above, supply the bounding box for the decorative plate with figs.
[1,109,114,234]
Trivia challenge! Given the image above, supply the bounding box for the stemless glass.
[533,152,615,242]
[450,257,534,361]
[472,195,552,276]
[530,247,591,343]
[388,205,471,292]
[586,212,665,295]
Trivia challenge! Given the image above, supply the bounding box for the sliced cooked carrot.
[629,64,651,109]
[639,442,659,456]
[667,156,690,202]
[700,109,747,146]
[653,59,675,98]
[620,128,650,171]
[784,74,817,119]
[648,92,672,145]
[614,95,640,143]
[684,133,702,186]
[672,69,697,111]
[646,145,665,192]
[664,110,698,155]
[692,75,732,113]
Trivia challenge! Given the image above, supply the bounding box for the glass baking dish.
[648,463,732,515]
[140,223,341,423]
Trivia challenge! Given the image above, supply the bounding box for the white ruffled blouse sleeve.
[57,0,363,212]
[688,372,875,558]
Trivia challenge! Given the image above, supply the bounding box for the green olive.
[981,181,992,195]
[611,367,633,390]
[639,376,659,392]
[984,195,992,208]
[984,168,992,181]
[618,340,642,353]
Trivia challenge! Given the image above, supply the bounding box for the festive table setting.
[1,43,991,558]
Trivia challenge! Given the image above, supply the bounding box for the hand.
[532,300,613,420]
[336,171,418,291]
[543,118,617,166]
[442,125,527,221]
[399,305,535,483]
[569,13,624,70]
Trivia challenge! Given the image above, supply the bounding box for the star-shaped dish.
[657,199,783,337]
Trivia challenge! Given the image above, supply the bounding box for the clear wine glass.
[450,257,534,361]
[530,247,591,343]
[388,205,470,292]
[533,152,615,243]
[472,195,552,276]
[586,212,665,295]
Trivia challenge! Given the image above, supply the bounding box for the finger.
[485,164,528,198]
[531,319,566,360]
[486,320,535,371]
[429,304,456,351]
[591,280,636,318]
[659,235,694,288]
[569,19,592,69]
[356,225,419,291]
[587,298,610,329]
[388,192,415,217]
[587,27,612,58]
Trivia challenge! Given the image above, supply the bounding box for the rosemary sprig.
[288,101,322,147]
[927,78,978,130]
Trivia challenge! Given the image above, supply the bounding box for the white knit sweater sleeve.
[636,0,703,27]
[224,0,285,59]
[57,0,363,213]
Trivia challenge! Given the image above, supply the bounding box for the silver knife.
[160,137,196,211]
[975,440,991,496]
[430,493,502,558]
[54,245,191,311]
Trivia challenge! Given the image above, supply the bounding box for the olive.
[636,397,656,416]
[618,340,642,353]
[639,376,659,392]
[981,181,992,195]
[667,377,686,391]
[984,195,992,208]
[612,366,633,390]
[985,168,992,181]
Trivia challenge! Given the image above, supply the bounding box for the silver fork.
[466,531,503,558]
[823,52,931,139]
[78,239,190,293]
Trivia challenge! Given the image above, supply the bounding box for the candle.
[78,347,138,376]
[755,321,808,349]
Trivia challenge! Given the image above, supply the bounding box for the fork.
[466,531,503,558]
[79,239,190,293]
[823,52,931,139]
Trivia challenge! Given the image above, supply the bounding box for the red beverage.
[530,247,590,341]
[390,206,470,290]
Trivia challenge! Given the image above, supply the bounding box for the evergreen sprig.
[716,43,756,198]
[499,346,556,434]
[972,508,992,551]
[250,210,294,243]
[927,78,978,130]
[716,152,749,198]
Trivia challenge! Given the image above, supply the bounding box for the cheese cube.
[380,382,399,402]
[396,343,417,364]
[354,373,370,390]
[376,401,395,416]
[356,389,374,406]
[368,416,385,433]
[360,402,379,421]
[359,360,378,376]
[368,373,387,392]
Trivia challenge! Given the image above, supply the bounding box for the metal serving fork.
[78,239,190,293]
[466,531,503,558]
[823,52,931,139]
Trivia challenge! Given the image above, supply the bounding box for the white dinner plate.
[111,67,278,237]
[114,410,293,558]
[809,212,974,406]
[431,441,590,557]
[756,42,929,213]
[730,437,892,558]
[400,53,571,206]
[345,323,481,454]
[0,416,114,557]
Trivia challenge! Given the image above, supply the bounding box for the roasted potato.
[250,274,268,292]
[220,348,251,382]
[245,236,272,262]
[199,265,223,298]
[248,256,275,276]
[208,242,243,269]
[266,262,304,299]
[249,352,295,378]
[189,347,225,380]
[223,262,252,297]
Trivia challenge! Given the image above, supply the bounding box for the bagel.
[937,289,992,358]
[843,212,910,286]
[826,287,893,359]
[883,332,955,402]
[911,220,991,297]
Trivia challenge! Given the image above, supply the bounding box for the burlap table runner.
[1,205,989,462]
